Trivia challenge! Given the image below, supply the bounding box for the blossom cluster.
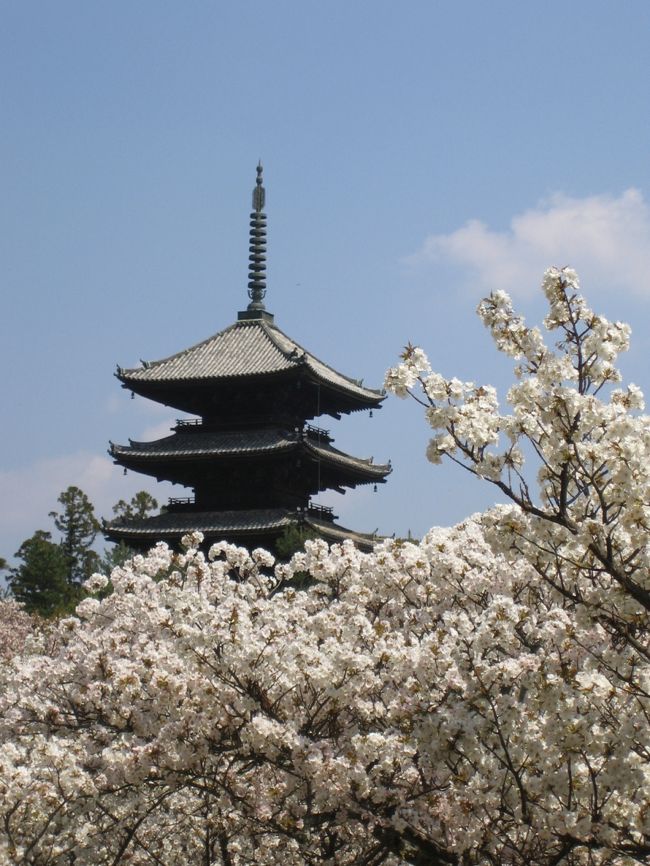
[1,513,648,865]
[0,598,36,662]
[385,267,650,636]
[1,269,648,865]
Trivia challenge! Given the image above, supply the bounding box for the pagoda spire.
[246,161,267,312]
[109,164,391,553]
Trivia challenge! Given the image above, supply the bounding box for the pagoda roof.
[107,508,292,538]
[116,318,384,406]
[104,508,379,551]
[109,427,391,480]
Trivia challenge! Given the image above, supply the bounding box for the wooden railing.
[307,502,335,521]
[167,497,195,507]
[303,423,330,440]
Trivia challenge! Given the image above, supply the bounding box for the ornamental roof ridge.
[117,316,385,403]
[116,318,266,378]
[116,318,291,383]
[262,319,385,400]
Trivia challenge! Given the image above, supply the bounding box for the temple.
[105,164,390,552]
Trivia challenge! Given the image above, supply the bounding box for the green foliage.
[49,486,100,585]
[275,524,320,589]
[99,541,135,575]
[101,491,160,580]
[274,524,319,559]
[112,491,159,523]
[8,487,160,616]
[9,531,79,617]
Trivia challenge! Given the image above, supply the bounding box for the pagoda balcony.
[166,496,197,510]
[303,502,337,523]
[175,418,203,429]
[302,423,332,442]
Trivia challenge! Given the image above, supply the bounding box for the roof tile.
[118,319,383,403]
[110,427,391,478]
[105,508,379,549]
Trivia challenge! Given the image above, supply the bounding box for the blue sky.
[3,1,650,562]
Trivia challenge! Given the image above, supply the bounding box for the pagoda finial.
[252,160,265,213]
[247,161,267,311]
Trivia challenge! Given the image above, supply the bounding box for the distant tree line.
[3,488,158,618]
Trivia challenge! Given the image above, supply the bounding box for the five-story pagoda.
[106,164,390,552]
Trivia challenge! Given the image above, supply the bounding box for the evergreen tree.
[274,524,318,559]
[99,541,135,574]
[49,486,100,585]
[9,531,74,617]
[274,525,319,589]
[112,491,158,523]
[101,492,160,573]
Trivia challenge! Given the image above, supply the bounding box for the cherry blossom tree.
[0,269,648,866]
[0,597,36,662]
[385,267,649,656]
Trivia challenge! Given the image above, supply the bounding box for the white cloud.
[0,452,174,560]
[139,419,176,441]
[412,189,650,297]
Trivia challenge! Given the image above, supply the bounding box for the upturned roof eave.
[115,319,385,407]
[109,435,391,480]
[108,437,297,461]
[115,318,243,378]
[116,365,385,409]
[305,442,391,478]
[302,516,381,550]
[105,508,291,538]
[103,508,381,551]
[261,321,386,403]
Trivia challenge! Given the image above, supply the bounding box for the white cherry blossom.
[1,268,649,865]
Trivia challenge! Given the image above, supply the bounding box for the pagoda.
[106,164,390,552]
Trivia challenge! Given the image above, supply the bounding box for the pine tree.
[49,486,100,585]
[9,531,74,617]
[112,491,158,523]
[99,492,159,574]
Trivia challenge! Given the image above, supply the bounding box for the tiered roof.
[117,317,384,411]
[109,426,389,483]
[105,508,379,550]
[106,163,389,553]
